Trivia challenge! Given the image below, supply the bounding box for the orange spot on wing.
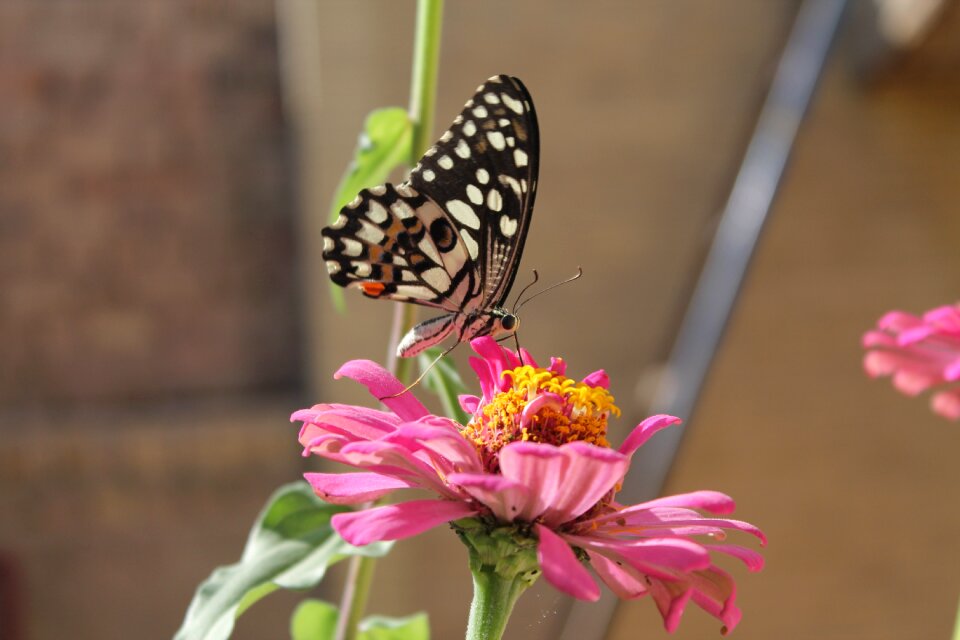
[361,282,386,296]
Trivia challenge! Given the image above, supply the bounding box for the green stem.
[334,3,444,639]
[395,0,443,386]
[952,593,960,640]
[465,567,529,640]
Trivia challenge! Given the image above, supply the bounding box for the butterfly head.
[496,311,520,336]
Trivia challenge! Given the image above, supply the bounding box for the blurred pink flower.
[863,304,960,420]
[294,337,765,634]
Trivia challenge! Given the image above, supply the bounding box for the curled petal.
[334,360,429,421]
[568,536,710,579]
[536,524,600,601]
[648,579,692,633]
[548,357,567,376]
[582,369,609,389]
[596,506,767,546]
[304,472,412,504]
[519,393,564,428]
[705,544,765,572]
[459,394,481,415]
[586,550,649,599]
[332,499,477,546]
[448,472,533,522]
[618,415,682,456]
[634,490,736,515]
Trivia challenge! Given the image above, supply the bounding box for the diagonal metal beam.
[558,1,847,637]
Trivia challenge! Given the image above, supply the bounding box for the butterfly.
[322,74,539,358]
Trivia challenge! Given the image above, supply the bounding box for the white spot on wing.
[351,261,372,277]
[396,285,435,300]
[500,215,518,237]
[438,155,454,170]
[346,195,362,209]
[466,184,483,205]
[326,260,341,274]
[446,200,480,229]
[396,183,416,198]
[440,130,453,143]
[500,175,522,198]
[369,185,386,196]
[460,229,479,260]
[424,146,437,156]
[356,222,385,244]
[323,237,335,253]
[422,169,436,182]
[472,106,488,118]
[476,169,490,184]
[506,137,515,148]
[367,200,388,223]
[455,139,471,159]
[514,149,528,167]
[342,238,363,257]
[502,93,524,114]
[499,118,510,127]
[330,215,347,229]
[487,131,506,151]
[484,92,500,104]
[391,200,415,219]
[401,270,417,282]
[463,121,476,137]
[487,189,502,212]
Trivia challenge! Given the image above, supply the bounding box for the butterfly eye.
[500,314,519,332]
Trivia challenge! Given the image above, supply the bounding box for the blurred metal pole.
[558,0,847,638]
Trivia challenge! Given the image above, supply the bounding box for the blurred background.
[2,1,959,638]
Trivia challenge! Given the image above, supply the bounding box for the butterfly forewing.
[408,75,539,310]
[321,74,539,356]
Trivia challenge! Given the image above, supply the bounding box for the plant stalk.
[335,2,444,639]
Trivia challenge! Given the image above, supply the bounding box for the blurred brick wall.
[0,1,296,405]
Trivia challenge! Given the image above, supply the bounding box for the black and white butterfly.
[322,75,539,358]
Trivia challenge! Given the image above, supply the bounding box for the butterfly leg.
[379,340,462,401]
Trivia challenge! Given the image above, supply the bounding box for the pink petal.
[499,442,628,525]
[597,506,767,545]
[448,472,533,522]
[548,357,567,376]
[519,393,564,428]
[586,550,649,599]
[569,536,710,579]
[304,472,413,504]
[877,310,922,332]
[332,499,477,546]
[618,415,682,456]
[582,369,609,389]
[459,394,480,415]
[384,420,482,472]
[705,544,765,572]
[630,490,736,515]
[687,566,741,634]
[335,440,456,496]
[932,389,960,420]
[648,579,692,633]
[944,358,960,382]
[294,404,403,444]
[334,360,429,421]
[536,524,600,601]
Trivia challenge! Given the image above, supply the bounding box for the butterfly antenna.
[511,270,540,310]
[379,342,460,400]
[515,266,583,314]
[513,332,525,366]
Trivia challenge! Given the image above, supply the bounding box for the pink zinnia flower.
[294,338,765,634]
[863,304,960,420]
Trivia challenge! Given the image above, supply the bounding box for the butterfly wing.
[408,74,539,311]
[322,182,476,312]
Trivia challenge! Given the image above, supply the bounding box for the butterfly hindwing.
[322,183,477,312]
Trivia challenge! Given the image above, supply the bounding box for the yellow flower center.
[462,363,620,470]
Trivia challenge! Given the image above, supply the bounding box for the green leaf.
[290,599,339,640]
[175,481,393,640]
[417,347,470,424]
[360,612,430,640]
[289,601,430,640]
[327,107,414,311]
